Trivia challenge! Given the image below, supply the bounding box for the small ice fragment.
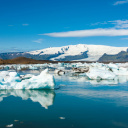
[14,120,19,122]
[6,124,13,127]
[59,117,65,120]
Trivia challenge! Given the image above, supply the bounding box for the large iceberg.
[86,67,116,80]
[0,69,55,90]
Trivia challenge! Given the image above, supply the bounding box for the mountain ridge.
[0,44,128,61]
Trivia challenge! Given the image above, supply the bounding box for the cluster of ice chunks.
[53,62,128,80]
[0,62,128,81]
[0,64,49,71]
[73,62,128,80]
[0,69,55,90]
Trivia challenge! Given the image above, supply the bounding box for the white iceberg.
[86,67,116,80]
[0,69,55,90]
[112,67,128,75]
[107,63,128,75]
[108,63,118,70]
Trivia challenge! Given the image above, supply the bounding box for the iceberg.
[0,69,55,90]
[107,63,128,75]
[112,67,128,76]
[108,63,118,70]
[86,67,116,80]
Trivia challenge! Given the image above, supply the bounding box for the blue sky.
[0,0,128,52]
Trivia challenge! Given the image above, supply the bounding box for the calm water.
[1,71,128,128]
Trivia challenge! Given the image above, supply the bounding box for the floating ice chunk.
[58,62,64,67]
[113,67,128,75]
[14,120,19,122]
[29,65,38,70]
[86,68,116,80]
[59,117,65,120]
[6,124,13,127]
[0,69,55,90]
[108,63,118,70]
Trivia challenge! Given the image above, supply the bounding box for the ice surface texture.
[0,69,55,90]
[85,63,128,80]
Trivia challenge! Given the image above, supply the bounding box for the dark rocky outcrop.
[99,49,128,62]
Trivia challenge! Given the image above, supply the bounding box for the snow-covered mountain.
[27,44,128,61]
[0,44,128,61]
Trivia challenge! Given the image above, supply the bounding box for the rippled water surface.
[1,71,128,128]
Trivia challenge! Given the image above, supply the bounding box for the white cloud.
[41,28,128,37]
[109,20,128,28]
[22,24,29,26]
[91,20,128,29]
[33,39,43,43]
[113,0,128,5]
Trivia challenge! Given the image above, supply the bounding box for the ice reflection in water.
[0,90,55,109]
[54,73,128,85]
[0,72,128,128]
[55,74,128,107]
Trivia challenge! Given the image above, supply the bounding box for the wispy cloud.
[113,0,128,5]
[109,20,128,28]
[22,24,29,26]
[33,39,43,43]
[91,21,108,26]
[91,20,128,29]
[40,28,128,37]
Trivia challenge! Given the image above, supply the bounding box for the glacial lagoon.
[1,70,128,128]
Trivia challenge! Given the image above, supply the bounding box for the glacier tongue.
[0,69,55,90]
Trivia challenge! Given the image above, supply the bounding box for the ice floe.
[85,67,116,80]
[0,69,55,90]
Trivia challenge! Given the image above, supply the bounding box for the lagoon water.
[1,71,128,128]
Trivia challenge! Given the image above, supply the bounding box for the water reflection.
[0,90,55,109]
[58,87,128,107]
[55,74,128,107]
[55,74,128,85]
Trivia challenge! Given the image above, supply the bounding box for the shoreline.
[0,57,128,65]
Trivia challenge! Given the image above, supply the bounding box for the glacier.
[27,44,128,61]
